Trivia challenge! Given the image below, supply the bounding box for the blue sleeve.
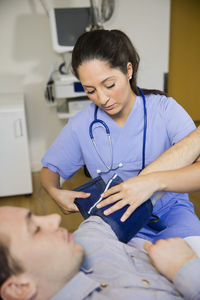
[173,258,200,299]
[41,118,84,179]
[163,97,196,144]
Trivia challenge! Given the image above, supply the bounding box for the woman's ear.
[127,62,133,80]
[0,274,37,300]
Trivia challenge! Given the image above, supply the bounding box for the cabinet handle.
[14,119,23,137]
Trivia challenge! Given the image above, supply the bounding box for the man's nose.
[40,214,61,230]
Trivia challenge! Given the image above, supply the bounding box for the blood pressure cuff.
[74,175,154,243]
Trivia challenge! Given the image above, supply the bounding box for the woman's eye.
[86,90,95,95]
[106,83,115,89]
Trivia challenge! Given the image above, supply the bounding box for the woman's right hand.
[51,188,90,214]
[40,167,90,214]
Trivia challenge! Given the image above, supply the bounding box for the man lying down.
[0,206,199,300]
[1,128,200,299]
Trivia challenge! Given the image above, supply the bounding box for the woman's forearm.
[140,127,200,203]
[40,167,82,214]
[151,161,200,193]
[40,167,61,198]
[141,127,200,175]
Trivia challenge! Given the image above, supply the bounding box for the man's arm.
[146,161,200,194]
[144,238,200,300]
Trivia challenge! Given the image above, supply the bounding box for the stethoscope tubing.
[88,90,165,227]
[138,87,147,170]
[89,87,147,174]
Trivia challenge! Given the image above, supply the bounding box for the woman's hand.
[51,188,90,214]
[40,167,90,214]
[97,173,161,222]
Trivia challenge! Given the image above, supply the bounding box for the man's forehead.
[0,207,30,243]
[0,206,29,223]
[0,207,18,244]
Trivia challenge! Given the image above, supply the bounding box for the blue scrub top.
[42,94,195,182]
[42,94,199,241]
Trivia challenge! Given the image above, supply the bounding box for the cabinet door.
[0,111,32,196]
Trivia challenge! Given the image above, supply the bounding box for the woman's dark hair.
[0,242,24,300]
[72,29,165,96]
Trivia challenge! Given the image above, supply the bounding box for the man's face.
[0,207,84,287]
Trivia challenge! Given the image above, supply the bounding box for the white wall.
[107,0,170,89]
[0,0,170,172]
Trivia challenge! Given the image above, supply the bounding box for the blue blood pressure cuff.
[74,174,157,243]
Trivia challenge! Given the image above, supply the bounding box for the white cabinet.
[0,93,32,196]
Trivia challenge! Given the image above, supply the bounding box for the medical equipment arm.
[40,167,90,214]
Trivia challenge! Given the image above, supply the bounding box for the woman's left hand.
[96,173,160,222]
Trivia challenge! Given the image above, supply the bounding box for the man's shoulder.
[74,216,115,236]
[50,271,100,300]
[74,216,116,241]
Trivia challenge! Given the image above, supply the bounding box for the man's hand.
[144,238,197,281]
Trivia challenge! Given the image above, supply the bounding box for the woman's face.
[77,59,135,118]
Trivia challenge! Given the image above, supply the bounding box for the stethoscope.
[89,87,147,174]
[89,89,166,229]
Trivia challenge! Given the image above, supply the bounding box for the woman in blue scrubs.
[41,29,200,242]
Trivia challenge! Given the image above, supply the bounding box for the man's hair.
[0,241,24,300]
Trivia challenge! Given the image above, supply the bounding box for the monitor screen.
[49,7,91,53]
